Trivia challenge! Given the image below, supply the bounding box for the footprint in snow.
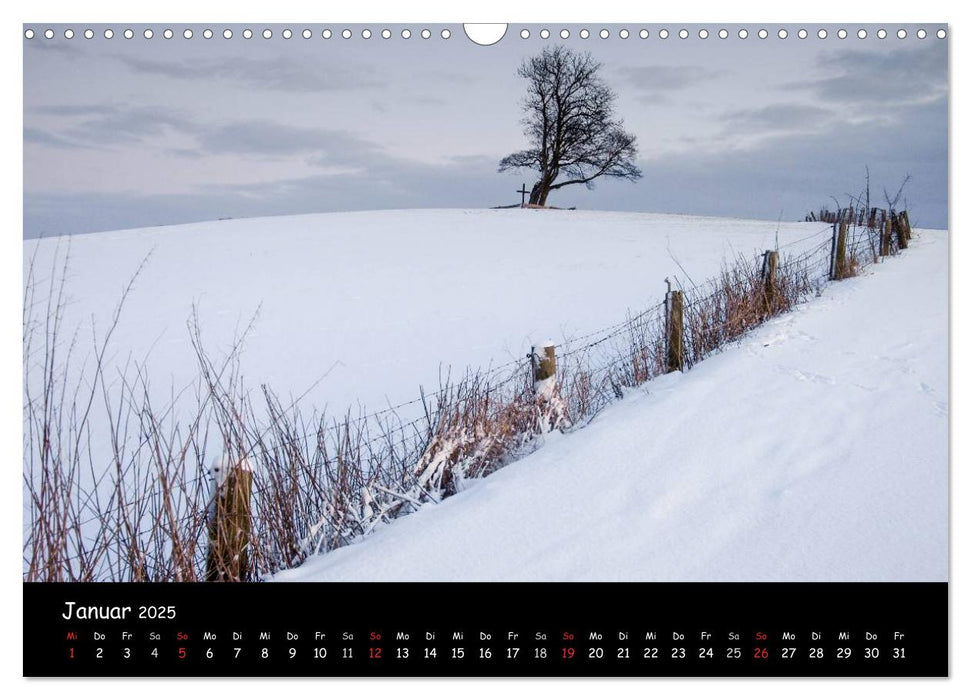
[786,367,836,386]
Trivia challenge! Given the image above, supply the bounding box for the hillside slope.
[25,208,840,419]
[275,230,948,583]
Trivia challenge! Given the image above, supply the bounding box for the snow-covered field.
[274,228,948,583]
[24,209,947,582]
[24,209,837,419]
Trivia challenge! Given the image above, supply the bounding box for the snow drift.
[275,229,948,582]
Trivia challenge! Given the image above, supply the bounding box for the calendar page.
[21,19,948,678]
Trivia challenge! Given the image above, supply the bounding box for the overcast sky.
[23,23,948,236]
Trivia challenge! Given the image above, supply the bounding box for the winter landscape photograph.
[23,23,948,585]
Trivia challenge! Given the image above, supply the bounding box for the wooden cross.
[518,183,529,206]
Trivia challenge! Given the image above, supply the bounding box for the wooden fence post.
[830,222,848,280]
[761,249,778,313]
[665,287,684,373]
[899,210,912,242]
[531,343,567,432]
[531,343,556,384]
[206,460,253,582]
[828,222,837,277]
[894,212,909,250]
[880,218,892,257]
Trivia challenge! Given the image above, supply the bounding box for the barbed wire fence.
[23,212,915,582]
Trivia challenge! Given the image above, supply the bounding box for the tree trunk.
[528,180,545,205]
[529,173,554,206]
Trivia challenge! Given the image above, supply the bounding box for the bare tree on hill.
[499,45,642,207]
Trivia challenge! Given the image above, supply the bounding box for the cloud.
[32,104,118,117]
[23,127,83,149]
[721,104,834,132]
[617,65,723,100]
[791,47,947,106]
[56,105,197,146]
[26,103,383,166]
[118,55,387,92]
[24,41,82,57]
[194,121,381,163]
[424,70,471,85]
[627,96,947,229]
[25,105,186,150]
[216,154,503,201]
[27,104,195,150]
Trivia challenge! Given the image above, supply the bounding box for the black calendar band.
[23,581,947,677]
